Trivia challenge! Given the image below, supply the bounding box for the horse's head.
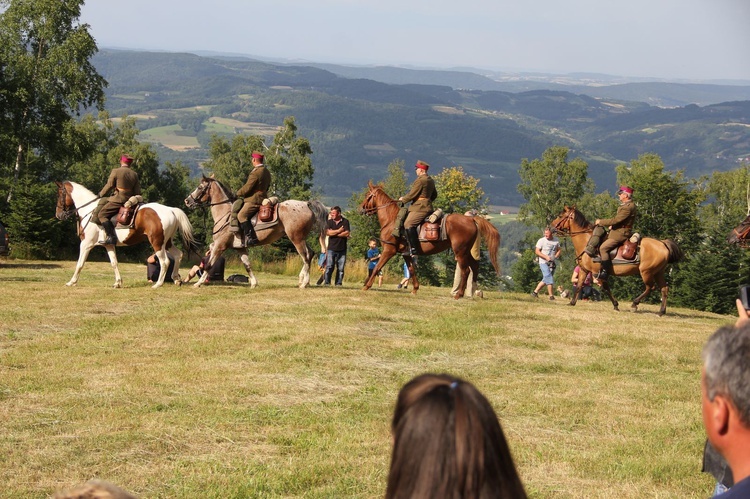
[360,181,389,216]
[55,181,76,221]
[550,206,592,236]
[728,215,750,247]
[185,176,219,209]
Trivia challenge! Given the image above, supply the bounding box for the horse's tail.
[661,239,683,264]
[173,207,201,256]
[307,200,329,252]
[474,216,501,275]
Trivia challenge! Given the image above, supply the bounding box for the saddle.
[418,209,447,242]
[115,195,144,228]
[589,233,641,264]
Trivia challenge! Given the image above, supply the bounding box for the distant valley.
[94,50,750,206]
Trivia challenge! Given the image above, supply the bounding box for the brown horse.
[728,215,750,247]
[359,181,500,298]
[550,206,683,316]
[55,181,200,288]
[184,176,328,288]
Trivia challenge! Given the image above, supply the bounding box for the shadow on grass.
[0,263,63,269]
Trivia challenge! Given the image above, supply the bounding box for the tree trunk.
[7,143,23,203]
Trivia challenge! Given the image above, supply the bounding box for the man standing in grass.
[700,300,750,497]
[532,227,561,300]
[324,206,350,286]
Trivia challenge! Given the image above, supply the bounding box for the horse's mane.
[207,177,237,202]
[68,181,96,198]
[571,207,594,230]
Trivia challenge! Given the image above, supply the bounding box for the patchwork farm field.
[0,259,727,498]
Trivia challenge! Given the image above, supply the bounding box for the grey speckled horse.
[185,176,327,288]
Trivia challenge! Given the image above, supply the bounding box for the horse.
[55,181,200,288]
[359,181,501,298]
[550,206,683,316]
[183,176,328,288]
[727,214,750,247]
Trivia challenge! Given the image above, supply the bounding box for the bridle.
[56,183,99,221]
[185,179,233,209]
[361,188,397,216]
[731,223,750,247]
[551,209,592,237]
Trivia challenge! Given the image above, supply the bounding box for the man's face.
[331,209,341,220]
[618,192,630,202]
[544,229,553,239]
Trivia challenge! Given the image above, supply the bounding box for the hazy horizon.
[81,0,750,82]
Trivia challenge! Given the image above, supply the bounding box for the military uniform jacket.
[599,200,636,238]
[236,165,271,209]
[402,174,437,213]
[99,166,142,203]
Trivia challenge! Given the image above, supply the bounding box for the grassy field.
[0,259,729,498]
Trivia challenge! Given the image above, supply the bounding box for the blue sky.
[81,0,750,81]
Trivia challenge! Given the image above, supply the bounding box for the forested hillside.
[93,50,750,206]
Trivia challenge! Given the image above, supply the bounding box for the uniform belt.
[116,188,132,193]
[417,197,429,201]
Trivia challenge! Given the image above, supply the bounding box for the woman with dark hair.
[386,373,527,499]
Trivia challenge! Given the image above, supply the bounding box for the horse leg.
[104,244,123,288]
[151,247,169,289]
[166,242,183,285]
[655,273,669,316]
[290,236,313,289]
[630,281,654,312]
[601,281,619,311]
[67,236,97,287]
[405,255,419,294]
[453,252,475,300]
[240,253,258,288]
[364,243,396,290]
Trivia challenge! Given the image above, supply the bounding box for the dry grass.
[0,259,727,498]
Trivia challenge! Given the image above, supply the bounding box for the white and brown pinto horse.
[55,181,199,288]
[359,181,501,298]
[184,176,328,288]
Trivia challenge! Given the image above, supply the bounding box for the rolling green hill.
[93,50,750,206]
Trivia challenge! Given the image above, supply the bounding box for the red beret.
[617,185,633,195]
[415,160,429,171]
[120,155,133,165]
[252,151,264,160]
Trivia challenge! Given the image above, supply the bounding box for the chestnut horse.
[359,181,500,298]
[184,176,328,288]
[55,181,199,288]
[727,214,750,247]
[550,206,683,316]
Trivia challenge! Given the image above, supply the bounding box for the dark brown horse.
[550,206,683,316]
[184,176,328,288]
[728,215,750,247]
[359,181,500,298]
[55,181,199,288]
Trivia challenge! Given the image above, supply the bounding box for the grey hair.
[702,323,750,426]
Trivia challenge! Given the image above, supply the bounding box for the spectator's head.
[702,322,750,481]
[251,151,264,164]
[386,373,526,499]
[368,237,378,248]
[330,206,342,220]
[52,480,137,499]
[543,227,553,239]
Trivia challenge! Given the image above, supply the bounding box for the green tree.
[615,153,703,244]
[433,166,487,214]
[266,116,314,200]
[517,146,594,228]
[0,0,107,202]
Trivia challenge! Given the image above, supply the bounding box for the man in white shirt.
[531,227,561,300]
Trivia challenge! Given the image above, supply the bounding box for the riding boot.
[406,227,420,256]
[598,259,614,282]
[98,220,117,245]
[392,205,408,238]
[240,221,259,246]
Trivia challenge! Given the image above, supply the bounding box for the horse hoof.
[175,280,182,287]
[193,282,201,288]
[567,302,575,306]
[65,281,75,287]
[631,305,638,312]
[113,283,122,289]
